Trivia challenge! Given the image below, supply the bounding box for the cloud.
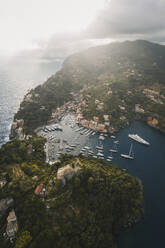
[17,32,112,62]
[86,0,165,42]
[16,0,165,62]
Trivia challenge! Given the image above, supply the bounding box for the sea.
[0,57,165,247]
[0,56,63,146]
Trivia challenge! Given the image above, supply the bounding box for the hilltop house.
[135,104,145,113]
[0,179,7,188]
[34,184,45,195]
[6,210,18,239]
[57,164,81,185]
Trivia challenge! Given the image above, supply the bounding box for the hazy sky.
[1,0,165,57]
[0,0,105,55]
[87,0,165,42]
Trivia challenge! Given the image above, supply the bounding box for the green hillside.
[14,40,165,134]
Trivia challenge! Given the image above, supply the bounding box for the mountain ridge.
[13,39,165,134]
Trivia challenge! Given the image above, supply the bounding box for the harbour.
[38,114,165,248]
[0,62,165,247]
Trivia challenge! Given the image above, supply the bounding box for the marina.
[38,114,152,166]
[37,115,165,248]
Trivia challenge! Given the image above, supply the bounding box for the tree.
[15,231,32,248]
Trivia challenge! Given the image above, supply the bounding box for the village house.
[127,90,132,95]
[6,210,18,239]
[27,144,33,154]
[40,106,45,110]
[0,179,7,188]
[147,117,159,127]
[11,122,17,130]
[109,126,116,133]
[34,184,45,195]
[88,120,97,129]
[143,88,159,97]
[119,105,126,111]
[24,93,32,102]
[57,164,81,185]
[97,102,104,110]
[16,119,24,127]
[107,90,112,96]
[77,114,84,122]
[93,116,99,123]
[97,124,105,132]
[160,94,165,99]
[104,121,110,127]
[103,115,109,121]
[120,116,126,121]
[95,99,100,104]
[135,104,145,113]
[80,119,89,128]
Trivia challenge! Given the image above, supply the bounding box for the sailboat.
[109,142,118,153]
[120,144,134,160]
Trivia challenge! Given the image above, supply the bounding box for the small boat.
[107,155,113,160]
[109,142,118,153]
[99,135,105,140]
[114,140,119,144]
[84,146,90,150]
[70,144,76,148]
[92,155,97,159]
[106,158,112,162]
[109,149,117,153]
[96,145,103,150]
[111,135,116,139]
[97,152,104,157]
[121,144,134,160]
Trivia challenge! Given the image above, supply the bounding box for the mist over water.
[0,56,63,146]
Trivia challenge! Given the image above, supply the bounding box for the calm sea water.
[0,56,63,146]
[0,57,165,247]
[44,115,165,248]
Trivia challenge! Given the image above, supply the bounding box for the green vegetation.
[14,78,73,134]
[0,138,143,248]
[13,40,165,135]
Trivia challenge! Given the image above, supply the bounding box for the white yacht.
[99,135,105,140]
[128,134,150,145]
[121,144,134,160]
[109,143,118,153]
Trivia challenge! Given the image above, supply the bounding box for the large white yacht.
[128,134,150,145]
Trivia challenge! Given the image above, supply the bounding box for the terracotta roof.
[34,184,44,195]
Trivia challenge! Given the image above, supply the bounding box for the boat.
[97,152,104,157]
[128,134,150,145]
[121,144,134,160]
[107,155,113,160]
[109,143,118,153]
[92,155,97,159]
[109,149,117,153]
[84,146,90,150]
[96,146,103,150]
[114,140,119,144]
[99,135,105,140]
[106,158,112,162]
